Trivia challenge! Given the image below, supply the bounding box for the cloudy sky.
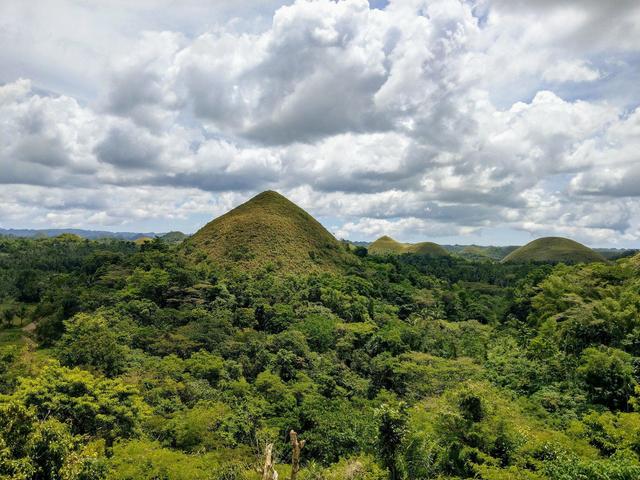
[1,0,639,246]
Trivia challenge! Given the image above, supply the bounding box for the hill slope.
[369,236,448,257]
[368,236,405,254]
[133,236,154,245]
[187,191,354,273]
[501,237,606,264]
[161,231,188,243]
[410,241,450,256]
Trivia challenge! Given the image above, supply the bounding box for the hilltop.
[133,236,154,246]
[368,236,405,254]
[501,237,606,264]
[161,231,188,243]
[369,235,448,257]
[187,191,355,273]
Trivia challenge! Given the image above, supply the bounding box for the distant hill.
[501,237,606,264]
[343,240,370,247]
[369,236,448,257]
[368,236,405,254]
[444,244,519,261]
[628,252,640,270]
[161,231,189,243]
[187,190,355,273]
[411,241,450,256]
[133,236,154,245]
[0,227,158,241]
[593,248,639,260]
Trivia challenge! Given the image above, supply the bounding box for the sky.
[1,0,640,247]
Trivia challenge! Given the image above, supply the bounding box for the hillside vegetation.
[1,218,640,479]
[133,236,154,245]
[369,235,448,257]
[161,231,188,243]
[188,191,355,273]
[502,236,606,264]
[445,244,519,261]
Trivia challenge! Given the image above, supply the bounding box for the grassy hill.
[161,231,188,243]
[501,237,606,264]
[133,236,154,245]
[369,236,448,257]
[368,236,405,254]
[411,241,450,256]
[187,190,355,273]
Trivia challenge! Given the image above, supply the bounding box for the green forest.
[2,231,640,479]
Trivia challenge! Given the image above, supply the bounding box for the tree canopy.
[1,235,640,478]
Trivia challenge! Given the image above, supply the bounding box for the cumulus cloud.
[335,217,477,243]
[568,107,640,197]
[484,0,640,53]
[542,60,601,83]
[94,124,163,169]
[1,0,640,245]
[102,32,183,130]
[0,79,101,186]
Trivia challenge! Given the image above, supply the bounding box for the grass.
[368,235,448,257]
[1,322,54,378]
[134,236,154,245]
[187,191,357,274]
[0,327,25,348]
[501,237,606,264]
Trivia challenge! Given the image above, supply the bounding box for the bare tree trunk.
[289,430,305,480]
[262,443,278,480]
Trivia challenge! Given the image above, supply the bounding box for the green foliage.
[108,439,248,480]
[124,268,171,305]
[403,381,596,479]
[300,396,378,464]
[57,313,128,376]
[577,347,636,410]
[165,401,240,451]
[302,455,386,480]
[376,403,407,480]
[8,363,147,444]
[294,313,337,353]
[0,401,108,480]
[1,233,640,479]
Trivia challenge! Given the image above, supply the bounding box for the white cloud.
[568,107,640,197]
[335,217,477,242]
[542,60,601,83]
[1,0,640,245]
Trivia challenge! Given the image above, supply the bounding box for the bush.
[578,347,636,410]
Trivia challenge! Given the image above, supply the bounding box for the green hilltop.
[133,236,154,246]
[187,190,355,273]
[501,236,606,264]
[161,231,188,243]
[369,235,449,257]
